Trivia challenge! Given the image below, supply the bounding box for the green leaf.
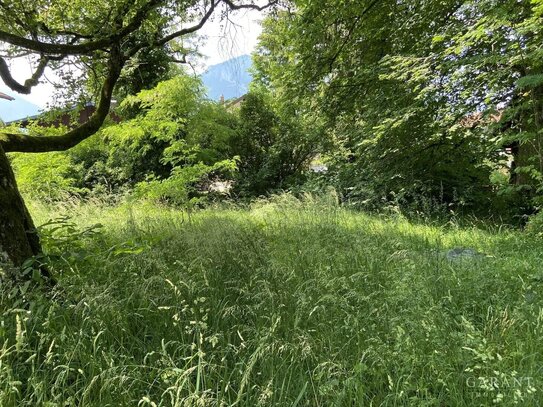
[516,74,543,89]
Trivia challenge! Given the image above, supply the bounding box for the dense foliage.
[253,0,543,218]
[232,91,321,195]
[10,74,315,204]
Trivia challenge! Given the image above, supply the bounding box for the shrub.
[525,210,543,237]
[10,152,84,202]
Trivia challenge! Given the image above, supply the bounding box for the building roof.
[0,91,15,101]
[224,94,246,110]
[459,110,503,129]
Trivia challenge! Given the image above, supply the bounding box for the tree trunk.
[509,79,543,188]
[0,145,52,282]
[510,140,541,187]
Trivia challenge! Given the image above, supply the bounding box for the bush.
[525,210,543,237]
[134,159,237,207]
[231,91,318,196]
[10,152,84,202]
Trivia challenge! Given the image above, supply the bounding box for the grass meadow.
[1,194,542,406]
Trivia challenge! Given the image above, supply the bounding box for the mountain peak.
[202,55,252,101]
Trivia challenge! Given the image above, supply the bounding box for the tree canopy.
[0,0,277,152]
[254,0,543,212]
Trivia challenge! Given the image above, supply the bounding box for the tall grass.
[1,194,542,406]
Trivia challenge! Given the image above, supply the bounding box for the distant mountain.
[0,56,252,122]
[0,87,40,123]
[201,55,252,101]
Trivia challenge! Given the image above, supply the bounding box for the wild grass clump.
[1,194,542,406]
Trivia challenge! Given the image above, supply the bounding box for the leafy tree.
[113,34,175,102]
[255,0,542,214]
[92,74,238,201]
[0,0,277,281]
[230,90,321,196]
[233,92,277,194]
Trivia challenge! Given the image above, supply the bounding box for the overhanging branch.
[0,55,50,94]
[0,47,124,153]
[0,30,112,55]
[138,0,277,54]
[154,0,219,48]
[222,0,279,11]
[0,0,165,55]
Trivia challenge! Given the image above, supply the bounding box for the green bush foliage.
[231,91,318,196]
[10,152,83,202]
[10,75,318,205]
[526,210,543,238]
[7,124,85,202]
[253,0,543,217]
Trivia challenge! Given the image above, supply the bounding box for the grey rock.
[445,247,486,262]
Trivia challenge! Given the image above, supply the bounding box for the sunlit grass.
[1,194,542,406]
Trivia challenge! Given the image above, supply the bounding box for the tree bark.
[510,140,541,187]
[509,78,543,188]
[505,63,538,187]
[0,145,52,282]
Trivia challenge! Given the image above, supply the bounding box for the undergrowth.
[1,194,542,406]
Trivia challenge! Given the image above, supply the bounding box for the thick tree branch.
[0,0,165,55]
[0,55,49,94]
[222,0,278,11]
[0,30,112,55]
[0,47,124,153]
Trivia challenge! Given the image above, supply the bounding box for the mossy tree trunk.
[0,145,51,281]
[510,139,542,187]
